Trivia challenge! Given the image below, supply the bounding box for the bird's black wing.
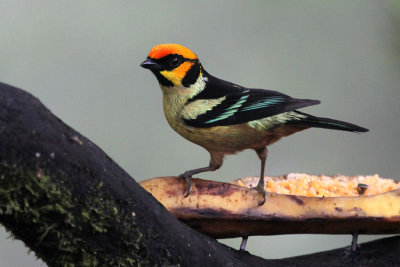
[183,74,320,128]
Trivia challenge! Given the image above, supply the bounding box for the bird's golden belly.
[170,119,306,154]
[178,123,264,152]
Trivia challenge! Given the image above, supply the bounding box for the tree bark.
[0,82,398,266]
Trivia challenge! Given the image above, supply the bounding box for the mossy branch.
[0,82,399,266]
[0,82,269,266]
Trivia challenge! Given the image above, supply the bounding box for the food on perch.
[233,173,400,197]
[140,174,400,238]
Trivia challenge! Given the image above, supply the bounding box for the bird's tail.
[291,111,369,133]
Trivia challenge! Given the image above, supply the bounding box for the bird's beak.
[140,58,161,70]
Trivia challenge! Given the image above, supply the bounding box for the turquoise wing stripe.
[205,94,249,124]
[241,97,284,112]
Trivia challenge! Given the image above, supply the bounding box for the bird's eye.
[170,57,180,67]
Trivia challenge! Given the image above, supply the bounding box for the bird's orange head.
[141,44,202,87]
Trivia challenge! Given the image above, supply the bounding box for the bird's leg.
[240,236,248,251]
[255,147,268,206]
[179,152,224,197]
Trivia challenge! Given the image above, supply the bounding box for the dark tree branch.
[0,82,267,266]
[0,82,398,266]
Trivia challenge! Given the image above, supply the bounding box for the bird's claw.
[178,172,193,197]
[254,184,266,206]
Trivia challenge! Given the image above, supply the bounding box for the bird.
[140,43,368,206]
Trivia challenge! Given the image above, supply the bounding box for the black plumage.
[183,71,367,133]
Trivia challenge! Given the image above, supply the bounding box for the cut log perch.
[140,175,400,238]
[0,81,399,266]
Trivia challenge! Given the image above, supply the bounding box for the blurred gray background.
[1,1,400,266]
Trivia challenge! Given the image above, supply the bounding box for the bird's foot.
[254,183,266,206]
[178,172,193,197]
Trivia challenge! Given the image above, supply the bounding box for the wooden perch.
[0,81,399,266]
[141,176,400,238]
